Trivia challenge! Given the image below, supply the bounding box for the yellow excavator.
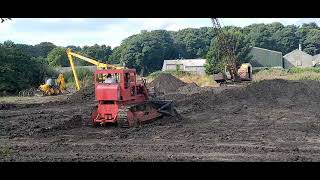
[66,48,124,91]
[19,73,66,96]
[38,73,66,96]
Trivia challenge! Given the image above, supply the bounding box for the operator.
[46,78,54,87]
[105,74,116,84]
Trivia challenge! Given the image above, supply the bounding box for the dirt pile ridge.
[177,82,200,94]
[245,79,320,104]
[171,79,320,114]
[149,74,187,95]
[67,85,95,103]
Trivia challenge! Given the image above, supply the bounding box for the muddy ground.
[2,75,320,161]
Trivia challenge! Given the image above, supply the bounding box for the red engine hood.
[95,84,119,101]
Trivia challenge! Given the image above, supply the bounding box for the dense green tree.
[46,47,69,67]
[14,42,56,58]
[75,44,112,66]
[3,40,15,48]
[271,25,299,54]
[66,45,82,52]
[108,46,122,64]
[0,43,53,95]
[34,42,56,57]
[172,27,215,58]
[244,23,275,50]
[296,23,320,54]
[81,44,112,62]
[15,44,37,57]
[303,29,320,55]
[118,30,178,74]
[205,30,252,74]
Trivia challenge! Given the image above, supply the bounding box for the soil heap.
[148,74,187,95]
[174,79,320,114]
[67,85,95,103]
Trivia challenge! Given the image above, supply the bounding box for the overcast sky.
[1,18,320,48]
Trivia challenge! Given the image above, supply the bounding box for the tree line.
[1,22,320,95]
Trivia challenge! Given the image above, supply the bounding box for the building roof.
[284,49,313,58]
[163,59,206,67]
[313,54,320,59]
[251,46,282,54]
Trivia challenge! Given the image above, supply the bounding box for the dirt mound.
[149,74,187,95]
[67,85,95,103]
[176,83,215,95]
[245,79,320,105]
[177,82,200,94]
[174,79,320,114]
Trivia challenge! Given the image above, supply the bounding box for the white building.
[162,59,206,74]
[313,54,320,65]
[283,45,314,69]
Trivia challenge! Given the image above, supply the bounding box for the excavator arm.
[56,73,66,91]
[66,48,124,91]
[210,18,241,82]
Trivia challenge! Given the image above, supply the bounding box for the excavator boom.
[66,48,124,91]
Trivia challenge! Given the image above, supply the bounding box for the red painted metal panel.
[96,84,119,100]
[97,103,118,121]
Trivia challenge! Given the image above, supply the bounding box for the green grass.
[287,67,320,74]
[253,67,320,82]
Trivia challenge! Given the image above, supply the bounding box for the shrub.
[64,67,94,88]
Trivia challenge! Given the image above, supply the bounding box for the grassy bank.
[253,67,320,81]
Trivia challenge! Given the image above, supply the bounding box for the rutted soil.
[2,77,320,161]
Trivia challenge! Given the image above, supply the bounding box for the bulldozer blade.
[150,100,176,116]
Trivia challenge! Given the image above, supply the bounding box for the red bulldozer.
[91,69,176,127]
[66,48,176,128]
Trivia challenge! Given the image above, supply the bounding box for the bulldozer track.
[117,106,132,128]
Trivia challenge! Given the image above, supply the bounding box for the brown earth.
[148,73,187,95]
[2,78,320,161]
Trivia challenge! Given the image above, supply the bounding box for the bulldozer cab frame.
[94,69,147,102]
[94,69,136,85]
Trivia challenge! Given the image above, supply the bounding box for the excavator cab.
[45,77,60,90]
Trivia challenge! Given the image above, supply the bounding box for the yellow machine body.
[39,73,66,96]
